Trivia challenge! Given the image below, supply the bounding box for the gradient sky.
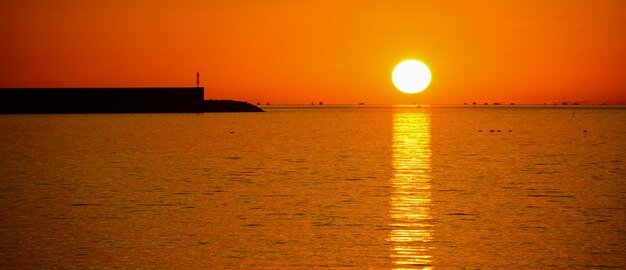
[1,0,625,104]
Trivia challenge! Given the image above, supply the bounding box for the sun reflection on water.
[389,110,433,269]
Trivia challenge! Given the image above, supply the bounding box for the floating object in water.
[583,130,588,133]
[490,130,495,132]
[478,130,482,132]
[508,130,512,132]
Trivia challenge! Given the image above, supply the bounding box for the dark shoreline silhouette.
[0,87,263,114]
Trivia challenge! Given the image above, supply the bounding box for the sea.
[0,105,625,269]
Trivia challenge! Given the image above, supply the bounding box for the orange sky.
[1,0,625,104]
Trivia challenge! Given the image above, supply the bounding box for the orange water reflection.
[389,109,433,269]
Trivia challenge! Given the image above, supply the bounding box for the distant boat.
[484,102,488,105]
[562,101,568,105]
[510,102,515,105]
[493,102,501,105]
[358,102,365,105]
[319,101,323,105]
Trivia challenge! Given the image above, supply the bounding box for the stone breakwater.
[0,87,263,114]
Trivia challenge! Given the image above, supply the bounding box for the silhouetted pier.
[0,87,263,114]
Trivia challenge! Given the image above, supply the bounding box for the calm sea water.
[0,105,625,269]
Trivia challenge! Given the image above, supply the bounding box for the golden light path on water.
[389,109,433,269]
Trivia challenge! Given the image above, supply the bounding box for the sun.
[392,60,432,94]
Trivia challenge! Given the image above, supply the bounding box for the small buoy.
[508,130,512,132]
[478,130,482,132]
[490,130,495,132]
[229,131,234,134]
[583,130,587,133]
[497,130,501,132]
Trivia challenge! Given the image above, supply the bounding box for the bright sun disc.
[392,60,431,94]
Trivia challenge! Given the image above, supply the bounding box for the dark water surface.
[0,106,624,269]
